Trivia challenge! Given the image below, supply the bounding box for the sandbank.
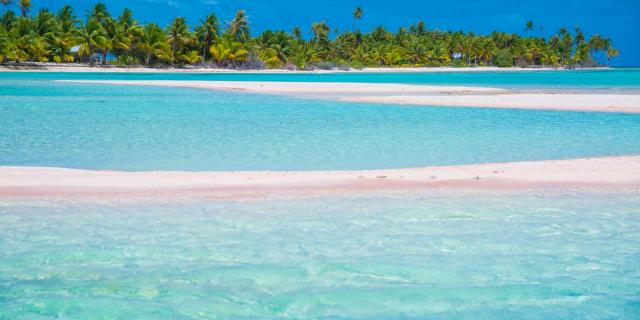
[58,80,640,113]
[57,80,506,94]
[342,93,640,113]
[1,156,639,198]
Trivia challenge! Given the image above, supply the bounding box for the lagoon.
[1,70,640,319]
[1,73,640,171]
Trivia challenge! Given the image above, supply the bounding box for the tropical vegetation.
[0,2,620,69]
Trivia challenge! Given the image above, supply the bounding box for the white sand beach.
[1,156,639,198]
[59,80,640,113]
[58,80,507,94]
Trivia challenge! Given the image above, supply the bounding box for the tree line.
[0,2,620,69]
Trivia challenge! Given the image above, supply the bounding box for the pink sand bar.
[1,156,639,198]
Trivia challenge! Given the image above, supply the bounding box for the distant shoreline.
[0,63,612,74]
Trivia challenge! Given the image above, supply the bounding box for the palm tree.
[51,5,79,62]
[292,26,301,42]
[415,21,426,35]
[224,39,249,66]
[573,42,590,65]
[114,8,141,63]
[139,23,167,65]
[18,0,30,17]
[195,13,219,61]
[258,47,281,68]
[524,20,533,34]
[209,37,248,66]
[0,26,12,61]
[558,28,573,64]
[477,38,496,65]
[208,41,227,65]
[574,26,585,45]
[167,16,190,66]
[588,34,605,64]
[8,17,33,61]
[0,2,621,68]
[429,43,450,65]
[87,2,109,25]
[370,25,391,42]
[1,10,15,30]
[256,30,292,64]
[110,23,133,63]
[352,7,362,32]
[405,38,428,65]
[606,47,619,65]
[84,2,113,64]
[181,50,201,64]
[512,39,530,66]
[56,5,77,32]
[311,21,330,48]
[572,26,587,64]
[98,17,122,64]
[117,8,135,30]
[226,9,249,42]
[291,42,318,69]
[350,45,368,66]
[77,18,107,64]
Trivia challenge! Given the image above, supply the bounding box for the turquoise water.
[1,76,640,171]
[1,190,639,318]
[2,71,640,318]
[1,68,640,89]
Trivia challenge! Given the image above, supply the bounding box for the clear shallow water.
[1,68,640,89]
[1,77,640,171]
[2,71,640,319]
[1,190,639,318]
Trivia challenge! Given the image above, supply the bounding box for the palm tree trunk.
[171,42,176,66]
[201,37,209,64]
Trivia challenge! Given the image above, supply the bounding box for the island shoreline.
[0,64,612,74]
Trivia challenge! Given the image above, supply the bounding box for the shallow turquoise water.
[1,190,639,318]
[1,68,640,89]
[1,76,640,171]
[2,71,640,318]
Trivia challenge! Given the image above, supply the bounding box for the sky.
[30,0,640,66]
